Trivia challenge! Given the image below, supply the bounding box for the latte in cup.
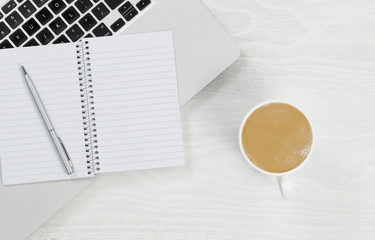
[241,102,313,173]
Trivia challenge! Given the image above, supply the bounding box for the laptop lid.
[120,0,240,105]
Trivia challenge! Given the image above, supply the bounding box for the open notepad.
[0,31,184,185]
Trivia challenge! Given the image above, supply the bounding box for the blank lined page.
[0,43,91,185]
[88,32,184,173]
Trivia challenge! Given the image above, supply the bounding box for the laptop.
[0,0,240,239]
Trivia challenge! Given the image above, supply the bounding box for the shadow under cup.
[240,102,313,174]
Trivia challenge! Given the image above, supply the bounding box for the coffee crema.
[241,102,312,173]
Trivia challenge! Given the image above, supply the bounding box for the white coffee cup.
[238,100,315,199]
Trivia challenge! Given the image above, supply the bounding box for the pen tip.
[21,65,27,75]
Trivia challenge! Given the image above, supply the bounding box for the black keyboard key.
[2,0,16,14]
[49,17,67,34]
[36,27,54,44]
[22,18,41,35]
[48,0,66,14]
[0,39,13,48]
[84,33,93,38]
[5,11,24,29]
[75,0,92,13]
[136,0,151,11]
[110,18,125,32]
[18,1,37,18]
[35,7,53,25]
[123,7,137,21]
[92,23,111,37]
[0,22,10,40]
[9,29,27,46]
[66,24,84,41]
[62,6,79,24]
[17,0,23,3]
[118,2,132,15]
[65,0,74,3]
[79,13,97,31]
[0,12,3,20]
[91,2,109,20]
[32,0,48,7]
[53,34,69,44]
[105,0,124,10]
[24,38,39,47]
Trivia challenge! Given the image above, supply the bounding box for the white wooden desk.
[28,0,375,239]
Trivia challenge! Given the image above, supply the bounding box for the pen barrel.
[49,129,73,174]
[50,130,73,175]
[22,67,73,175]
[24,74,54,130]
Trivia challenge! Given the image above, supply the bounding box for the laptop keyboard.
[0,0,153,49]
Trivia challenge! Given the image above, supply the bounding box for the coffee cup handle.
[277,176,293,199]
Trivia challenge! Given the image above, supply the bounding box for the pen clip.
[58,137,73,168]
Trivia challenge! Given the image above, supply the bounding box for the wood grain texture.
[28,0,375,239]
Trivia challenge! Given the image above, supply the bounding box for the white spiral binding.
[77,40,100,174]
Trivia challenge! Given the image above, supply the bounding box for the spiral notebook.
[0,31,184,186]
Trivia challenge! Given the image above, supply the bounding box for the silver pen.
[21,65,74,175]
